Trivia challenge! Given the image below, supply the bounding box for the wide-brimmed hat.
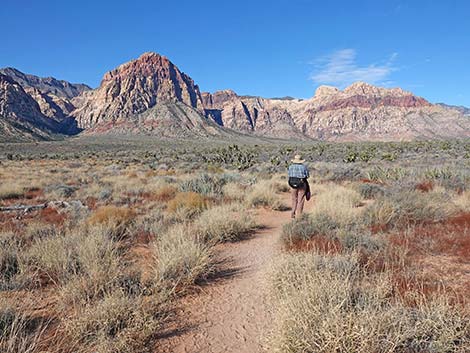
[291,154,305,163]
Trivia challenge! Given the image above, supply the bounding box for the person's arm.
[304,165,310,179]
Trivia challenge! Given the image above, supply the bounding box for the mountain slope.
[0,73,63,141]
[0,67,91,99]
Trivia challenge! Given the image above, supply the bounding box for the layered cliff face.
[297,83,469,141]
[202,82,470,141]
[72,52,207,130]
[201,90,306,139]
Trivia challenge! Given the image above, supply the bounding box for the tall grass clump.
[311,184,362,226]
[167,192,208,220]
[365,189,456,229]
[268,252,470,353]
[194,204,257,244]
[246,182,286,210]
[179,173,227,196]
[0,306,46,353]
[88,206,136,239]
[0,232,21,290]
[61,292,164,353]
[152,225,212,291]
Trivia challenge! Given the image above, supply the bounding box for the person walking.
[288,154,310,219]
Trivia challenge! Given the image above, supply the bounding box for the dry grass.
[454,190,470,212]
[222,182,246,201]
[246,182,286,210]
[167,192,208,220]
[310,183,362,226]
[365,189,457,230]
[0,183,27,201]
[194,203,257,244]
[61,291,164,353]
[268,252,470,353]
[0,305,47,353]
[152,225,212,292]
[88,206,136,239]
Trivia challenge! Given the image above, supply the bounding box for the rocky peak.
[201,90,238,108]
[72,52,205,129]
[314,85,340,98]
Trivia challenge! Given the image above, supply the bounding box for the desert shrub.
[62,292,163,353]
[268,252,470,353]
[167,192,208,220]
[58,226,122,308]
[0,306,46,353]
[179,173,225,196]
[88,206,136,239]
[339,230,386,253]
[365,189,456,228]
[44,184,77,198]
[194,204,257,243]
[246,182,286,210]
[152,225,212,291]
[354,182,385,199]
[281,214,339,246]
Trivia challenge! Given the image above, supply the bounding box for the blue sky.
[1,0,469,106]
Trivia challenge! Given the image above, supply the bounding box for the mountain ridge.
[1,52,469,142]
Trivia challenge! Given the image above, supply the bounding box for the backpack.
[288,177,305,189]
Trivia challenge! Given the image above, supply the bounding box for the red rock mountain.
[202,82,470,141]
[72,52,208,132]
[1,52,469,141]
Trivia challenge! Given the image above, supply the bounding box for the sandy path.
[158,194,312,353]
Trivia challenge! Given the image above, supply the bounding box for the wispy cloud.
[310,49,398,88]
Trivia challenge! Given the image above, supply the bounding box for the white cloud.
[310,49,398,88]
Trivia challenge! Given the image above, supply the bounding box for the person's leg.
[297,185,307,215]
[291,188,298,218]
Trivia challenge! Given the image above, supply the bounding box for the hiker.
[288,154,310,219]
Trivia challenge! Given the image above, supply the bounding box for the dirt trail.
[159,194,313,353]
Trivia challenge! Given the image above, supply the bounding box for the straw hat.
[291,154,305,164]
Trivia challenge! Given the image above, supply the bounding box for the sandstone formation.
[72,52,207,131]
[1,52,469,142]
[203,82,470,141]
